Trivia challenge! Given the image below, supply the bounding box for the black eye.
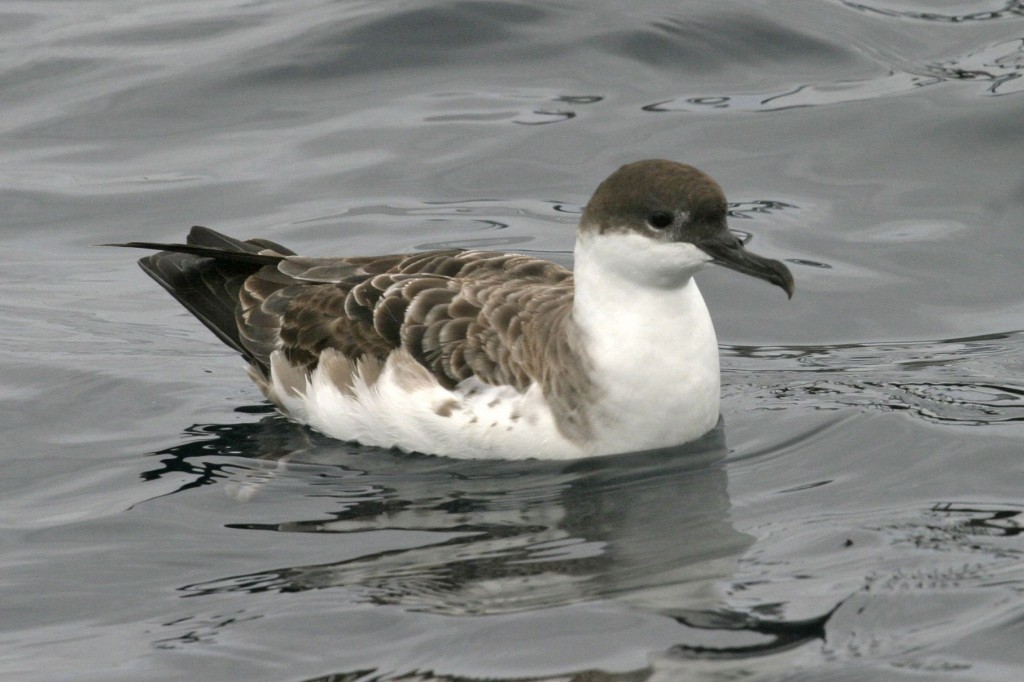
[647,211,674,229]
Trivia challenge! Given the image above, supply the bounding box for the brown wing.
[124,226,581,398]
[265,251,576,392]
[124,227,592,440]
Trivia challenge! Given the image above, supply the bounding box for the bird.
[113,160,794,460]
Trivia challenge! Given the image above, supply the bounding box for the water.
[2,1,1023,679]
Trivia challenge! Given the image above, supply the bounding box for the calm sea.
[2,1,1023,680]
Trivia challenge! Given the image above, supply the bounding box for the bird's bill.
[697,232,795,298]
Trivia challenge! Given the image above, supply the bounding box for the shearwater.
[114,160,794,459]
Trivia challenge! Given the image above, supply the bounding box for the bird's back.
[135,226,584,419]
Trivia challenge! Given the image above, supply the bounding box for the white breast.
[571,232,721,456]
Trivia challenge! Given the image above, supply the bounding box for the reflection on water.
[136,328,1021,666]
[142,419,834,664]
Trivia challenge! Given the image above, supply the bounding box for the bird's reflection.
[143,414,831,663]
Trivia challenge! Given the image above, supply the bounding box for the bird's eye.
[647,211,674,229]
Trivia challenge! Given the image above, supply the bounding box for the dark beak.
[697,230,795,298]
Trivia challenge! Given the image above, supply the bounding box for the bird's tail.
[108,226,294,372]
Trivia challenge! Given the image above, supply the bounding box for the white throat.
[571,231,721,455]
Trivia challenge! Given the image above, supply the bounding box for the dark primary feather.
[111,227,285,370]
[116,227,589,429]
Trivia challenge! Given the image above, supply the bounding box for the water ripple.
[724,331,1024,427]
[647,37,1024,113]
[644,72,938,112]
[840,0,1024,23]
[927,37,1024,95]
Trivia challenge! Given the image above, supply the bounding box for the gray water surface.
[3,1,1024,680]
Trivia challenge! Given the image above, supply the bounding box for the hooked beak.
[697,230,795,298]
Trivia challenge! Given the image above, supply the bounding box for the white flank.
[269,349,582,460]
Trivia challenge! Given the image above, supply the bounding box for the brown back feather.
[259,250,594,440]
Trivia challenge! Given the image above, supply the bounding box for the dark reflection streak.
[139,456,237,492]
[669,600,839,659]
[135,419,329,503]
[724,413,856,466]
[457,219,509,230]
[840,0,1024,23]
[138,426,256,499]
[906,381,1024,398]
[754,103,814,113]
[291,604,839,680]
[555,95,602,104]
[301,668,642,682]
[728,199,800,220]
[179,526,563,599]
[641,100,670,112]
[760,84,806,106]
[301,669,377,682]
[690,96,730,107]
[422,217,509,229]
[513,110,576,125]
[421,199,501,206]
[932,503,1024,537]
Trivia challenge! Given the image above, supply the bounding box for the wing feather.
[125,230,585,412]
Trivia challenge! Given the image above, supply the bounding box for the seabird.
[114,160,794,459]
